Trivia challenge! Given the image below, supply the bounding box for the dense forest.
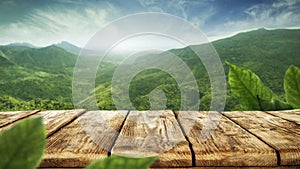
[0,28,300,111]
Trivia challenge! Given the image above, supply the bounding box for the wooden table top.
[0,109,299,169]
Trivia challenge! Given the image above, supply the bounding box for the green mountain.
[6,42,37,48]
[0,45,75,110]
[0,45,77,74]
[55,41,81,55]
[94,28,300,110]
[0,28,299,111]
[0,55,13,67]
[214,28,300,95]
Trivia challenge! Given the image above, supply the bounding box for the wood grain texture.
[40,110,128,168]
[112,110,192,167]
[222,111,300,165]
[0,110,39,128]
[33,109,86,136]
[0,110,85,135]
[40,167,300,169]
[150,167,300,169]
[177,111,277,167]
[266,109,300,125]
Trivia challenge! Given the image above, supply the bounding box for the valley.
[1,28,299,111]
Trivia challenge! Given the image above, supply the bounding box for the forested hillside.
[0,28,299,111]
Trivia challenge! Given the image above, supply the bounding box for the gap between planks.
[1,110,300,168]
[176,111,277,167]
[222,111,300,166]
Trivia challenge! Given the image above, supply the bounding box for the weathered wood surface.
[222,111,300,166]
[40,167,300,169]
[177,111,277,166]
[0,110,39,128]
[40,110,128,167]
[33,109,86,136]
[266,109,300,125]
[0,110,85,135]
[112,110,192,167]
[1,109,300,168]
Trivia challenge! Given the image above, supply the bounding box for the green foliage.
[0,96,73,111]
[284,65,300,108]
[214,28,300,97]
[85,155,157,169]
[1,28,300,111]
[227,62,277,110]
[257,97,292,111]
[227,62,296,111]
[0,117,46,169]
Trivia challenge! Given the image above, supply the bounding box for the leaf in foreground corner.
[285,65,300,109]
[0,117,46,169]
[84,155,158,169]
[227,62,277,110]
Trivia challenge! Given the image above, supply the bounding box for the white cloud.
[138,0,216,29]
[244,0,300,27]
[138,0,188,19]
[0,4,116,47]
[207,0,300,41]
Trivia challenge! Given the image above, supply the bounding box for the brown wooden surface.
[177,111,277,166]
[1,110,299,168]
[40,167,300,169]
[0,110,39,128]
[112,110,192,167]
[222,111,300,166]
[40,110,128,167]
[266,109,300,125]
[33,109,86,136]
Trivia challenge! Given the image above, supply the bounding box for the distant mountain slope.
[113,28,300,110]
[0,44,75,107]
[7,42,36,48]
[0,45,77,74]
[0,55,13,66]
[169,28,300,95]
[56,41,81,55]
[0,28,299,111]
[213,28,300,95]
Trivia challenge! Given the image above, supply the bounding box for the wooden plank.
[0,110,39,128]
[112,110,192,167]
[266,109,300,125]
[40,167,300,169]
[177,111,277,167]
[222,111,300,165]
[151,167,300,169]
[0,110,86,136]
[40,110,128,168]
[34,109,86,136]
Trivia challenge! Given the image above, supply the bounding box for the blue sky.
[0,0,299,47]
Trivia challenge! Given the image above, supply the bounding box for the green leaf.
[84,155,158,169]
[0,117,46,169]
[257,97,292,111]
[227,62,277,110]
[285,65,300,109]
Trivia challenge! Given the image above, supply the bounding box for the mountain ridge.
[0,28,299,111]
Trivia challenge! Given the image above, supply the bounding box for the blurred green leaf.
[84,155,158,169]
[0,117,46,169]
[285,65,300,109]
